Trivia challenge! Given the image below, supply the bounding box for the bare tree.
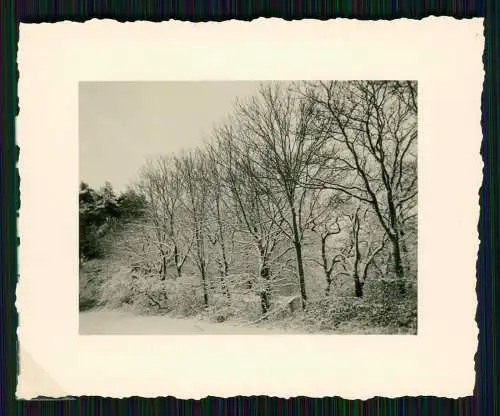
[138,161,173,280]
[203,148,233,299]
[139,156,191,279]
[178,151,210,307]
[310,213,343,296]
[338,206,387,297]
[302,81,417,293]
[213,123,287,314]
[234,83,331,309]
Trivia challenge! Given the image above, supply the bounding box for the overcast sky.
[79,81,263,193]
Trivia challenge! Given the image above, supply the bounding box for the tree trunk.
[159,252,167,281]
[289,207,307,310]
[258,250,271,315]
[386,192,406,294]
[354,273,363,298]
[260,289,270,315]
[194,220,209,306]
[294,241,307,309]
[325,275,332,297]
[352,211,362,297]
[209,197,231,299]
[400,230,410,274]
[321,234,334,297]
[173,244,182,278]
[390,233,406,295]
[220,249,230,299]
[217,201,230,279]
[222,257,229,278]
[200,261,209,307]
[220,274,231,300]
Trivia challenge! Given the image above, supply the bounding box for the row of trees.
[112,81,417,316]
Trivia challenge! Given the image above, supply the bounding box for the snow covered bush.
[98,266,137,308]
[165,276,205,317]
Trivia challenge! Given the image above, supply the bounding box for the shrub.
[300,287,417,333]
[130,276,170,314]
[300,296,359,331]
[363,278,412,303]
[99,266,137,309]
[362,278,418,332]
[202,292,262,323]
[165,276,205,317]
[97,268,207,315]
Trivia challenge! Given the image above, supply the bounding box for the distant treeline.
[79,182,146,261]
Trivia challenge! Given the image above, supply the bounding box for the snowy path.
[79,309,295,335]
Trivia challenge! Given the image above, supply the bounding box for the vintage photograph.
[79,80,418,335]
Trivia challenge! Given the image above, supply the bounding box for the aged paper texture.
[17,17,483,399]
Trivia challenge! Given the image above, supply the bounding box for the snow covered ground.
[79,309,297,335]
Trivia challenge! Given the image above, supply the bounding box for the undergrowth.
[81,262,417,334]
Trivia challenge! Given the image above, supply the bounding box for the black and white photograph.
[79,80,418,335]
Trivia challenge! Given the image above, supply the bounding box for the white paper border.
[16,17,483,399]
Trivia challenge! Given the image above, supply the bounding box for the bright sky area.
[79,81,263,193]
